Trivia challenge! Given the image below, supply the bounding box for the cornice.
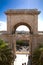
[5,9,40,15]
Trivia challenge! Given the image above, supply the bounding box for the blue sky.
[0,0,43,31]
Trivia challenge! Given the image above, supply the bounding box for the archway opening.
[12,22,33,34]
[14,25,31,65]
[16,25,30,31]
[16,25,30,34]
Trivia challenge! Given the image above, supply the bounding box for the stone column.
[13,34,16,60]
[29,34,33,65]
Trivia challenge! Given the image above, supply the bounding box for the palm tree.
[32,44,43,65]
[0,39,14,65]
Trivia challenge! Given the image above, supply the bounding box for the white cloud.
[38,19,43,31]
[16,25,29,31]
[0,21,7,31]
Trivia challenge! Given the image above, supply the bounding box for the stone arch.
[12,22,33,34]
[5,9,40,65]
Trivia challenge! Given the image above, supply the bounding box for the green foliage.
[16,40,29,46]
[16,40,23,46]
[32,44,43,65]
[0,39,14,65]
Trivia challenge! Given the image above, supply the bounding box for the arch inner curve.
[12,22,32,34]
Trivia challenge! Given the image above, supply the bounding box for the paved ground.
[14,54,29,65]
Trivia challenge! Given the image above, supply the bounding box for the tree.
[32,44,43,65]
[0,39,14,65]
